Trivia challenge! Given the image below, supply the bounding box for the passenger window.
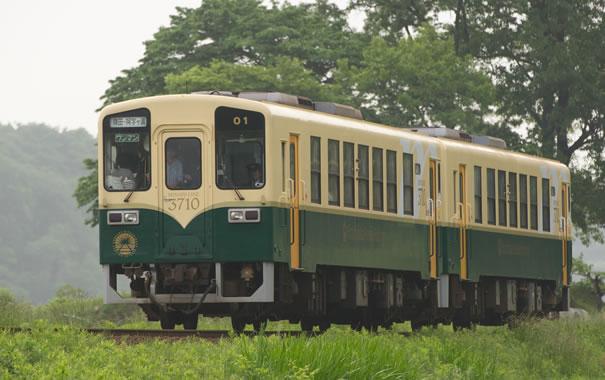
[519,174,528,228]
[498,170,507,226]
[487,168,496,225]
[542,178,550,231]
[358,145,369,210]
[509,173,518,227]
[311,137,321,204]
[328,139,340,206]
[372,148,384,211]
[403,153,414,215]
[452,170,457,214]
[474,166,482,223]
[386,150,397,213]
[530,176,538,230]
[343,142,355,208]
[165,138,201,190]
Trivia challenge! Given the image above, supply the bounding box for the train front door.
[428,160,438,278]
[458,165,469,280]
[561,183,570,286]
[289,134,301,269]
[158,128,210,258]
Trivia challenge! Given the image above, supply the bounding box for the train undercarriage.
[105,262,568,332]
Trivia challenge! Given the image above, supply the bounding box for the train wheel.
[183,313,198,330]
[318,320,331,333]
[231,317,246,334]
[300,318,314,333]
[253,319,267,334]
[160,314,176,330]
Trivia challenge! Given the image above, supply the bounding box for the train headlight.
[123,212,139,224]
[107,210,139,225]
[228,208,261,223]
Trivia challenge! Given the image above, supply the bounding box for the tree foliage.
[572,255,605,312]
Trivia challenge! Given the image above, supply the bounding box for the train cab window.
[215,107,265,189]
[542,178,550,231]
[487,169,496,225]
[328,140,340,206]
[358,145,370,209]
[311,137,321,204]
[519,174,528,228]
[281,141,287,192]
[498,170,507,226]
[474,166,482,223]
[509,173,518,227]
[103,109,151,192]
[403,153,414,215]
[530,176,538,230]
[386,150,397,213]
[344,142,355,208]
[165,138,201,190]
[372,148,384,211]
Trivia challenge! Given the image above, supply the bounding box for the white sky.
[0,0,202,135]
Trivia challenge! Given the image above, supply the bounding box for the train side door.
[561,183,570,286]
[458,164,468,280]
[289,134,301,269]
[158,128,210,258]
[428,160,438,278]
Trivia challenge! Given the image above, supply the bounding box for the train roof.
[100,94,569,172]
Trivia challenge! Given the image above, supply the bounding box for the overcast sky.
[0,0,201,135]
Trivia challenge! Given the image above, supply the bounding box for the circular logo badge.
[112,231,138,257]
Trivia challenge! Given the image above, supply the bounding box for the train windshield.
[215,107,265,189]
[103,110,151,191]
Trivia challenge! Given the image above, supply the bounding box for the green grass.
[1,316,604,379]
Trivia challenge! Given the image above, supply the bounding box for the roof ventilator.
[411,127,507,149]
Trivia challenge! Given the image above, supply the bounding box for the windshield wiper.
[224,176,245,201]
[124,191,134,203]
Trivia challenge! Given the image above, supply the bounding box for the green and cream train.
[98,92,571,331]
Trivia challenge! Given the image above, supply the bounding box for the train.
[98,91,571,331]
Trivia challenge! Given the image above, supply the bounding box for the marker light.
[107,210,140,225]
[228,208,261,223]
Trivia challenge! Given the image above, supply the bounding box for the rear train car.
[98,92,571,331]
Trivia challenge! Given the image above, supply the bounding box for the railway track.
[1,327,306,343]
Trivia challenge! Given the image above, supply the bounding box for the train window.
[358,145,370,209]
[519,174,528,228]
[311,137,321,204]
[215,107,265,189]
[343,142,355,208]
[372,148,384,211]
[509,172,518,227]
[498,170,507,226]
[474,166,482,223]
[487,169,496,225]
[542,178,550,232]
[165,138,202,190]
[103,108,151,192]
[281,141,286,192]
[403,153,414,215]
[328,140,340,206]
[452,171,457,214]
[387,150,397,213]
[530,176,538,230]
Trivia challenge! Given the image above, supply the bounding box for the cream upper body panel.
[98,94,570,235]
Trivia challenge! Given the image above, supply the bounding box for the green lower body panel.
[437,226,567,283]
[100,207,568,284]
[300,210,430,276]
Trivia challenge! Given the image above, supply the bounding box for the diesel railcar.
[99,92,571,331]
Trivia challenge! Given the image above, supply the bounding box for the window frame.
[358,145,370,210]
[372,147,384,212]
[328,139,341,206]
[530,176,538,230]
[310,136,321,204]
[403,153,414,215]
[386,150,397,213]
[343,142,355,208]
[498,170,507,226]
[542,178,551,232]
[474,166,482,223]
[487,168,496,225]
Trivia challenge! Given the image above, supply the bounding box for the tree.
[342,26,497,132]
[572,255,605,312]
[101,0,368,106]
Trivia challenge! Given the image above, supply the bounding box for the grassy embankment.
[2,287,605,379]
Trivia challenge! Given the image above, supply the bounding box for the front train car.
[98,94,287,329]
